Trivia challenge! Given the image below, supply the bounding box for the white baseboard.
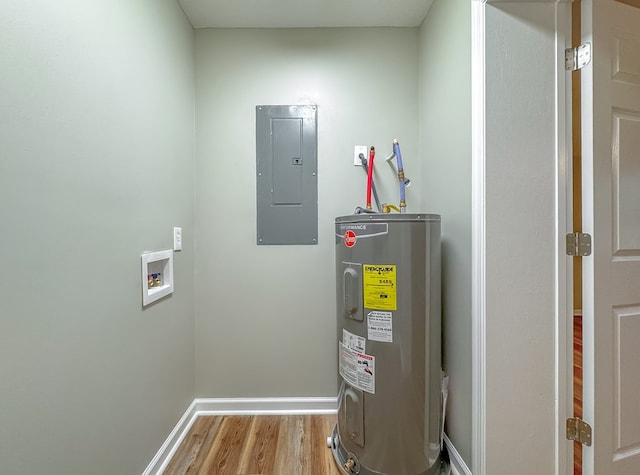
[445,434,472,475]
[195,396,338,415]
[142,397,338,475]
[142,400,199,475]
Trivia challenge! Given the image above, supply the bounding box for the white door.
[582,0,640,473]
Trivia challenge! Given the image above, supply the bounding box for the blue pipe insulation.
[392,139,407,213]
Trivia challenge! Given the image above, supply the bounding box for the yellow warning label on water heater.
[363,264,397,311]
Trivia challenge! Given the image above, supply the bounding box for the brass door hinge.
[566,417,592,446]
[566,233,592,256]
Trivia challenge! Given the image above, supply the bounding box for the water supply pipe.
[385,153,411,188]
[366,146,375,210]
[392,139,407,213]
[359,153,382,213]
[354,206,377,214]
[382,204,400,213]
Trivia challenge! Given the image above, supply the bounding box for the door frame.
[470,3,486,474]
[557,3,577,474]
[471,1,574,474]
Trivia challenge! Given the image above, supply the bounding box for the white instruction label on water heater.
[339,342,375,394]
[367,311,393,343]
[343,329,366,353]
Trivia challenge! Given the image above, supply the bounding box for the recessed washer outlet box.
[141,250,174,306]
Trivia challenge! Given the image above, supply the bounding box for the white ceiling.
[178,0,435,29]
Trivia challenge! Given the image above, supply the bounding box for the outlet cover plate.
[173,227,182,251]
[354,145,367,166]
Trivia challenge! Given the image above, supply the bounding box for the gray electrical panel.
[256,105,318,245]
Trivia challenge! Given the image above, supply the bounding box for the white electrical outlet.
[173,227,182,251]
[354,145,368,166]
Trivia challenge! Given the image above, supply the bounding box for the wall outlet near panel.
[173,227,182,251]
[354,145,368,166]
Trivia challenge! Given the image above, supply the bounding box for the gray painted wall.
[418,0,472,467]
[194,28,420,397]
[0,1,196,473]
[0,5,481,471]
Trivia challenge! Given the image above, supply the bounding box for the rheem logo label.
[344,230,357,248]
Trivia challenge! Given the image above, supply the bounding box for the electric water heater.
[329,213,442,475]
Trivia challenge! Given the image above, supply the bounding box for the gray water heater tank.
[329,213,442,475]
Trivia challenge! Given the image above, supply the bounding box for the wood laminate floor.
[164,414,343,475]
